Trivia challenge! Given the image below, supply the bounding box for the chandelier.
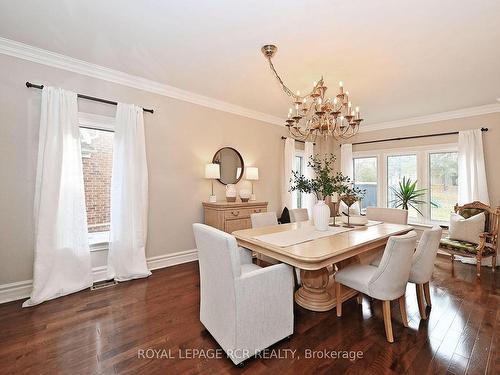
[261,44,363,142]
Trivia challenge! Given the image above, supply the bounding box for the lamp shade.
[205,163,220,179]
[246,167,259,181]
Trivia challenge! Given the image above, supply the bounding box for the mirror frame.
[212,147,245,185]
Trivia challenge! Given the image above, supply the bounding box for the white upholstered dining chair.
[250,211,278,228]
[334,231,417,343]
[370,226,442,320]
[289,208,309,223]
[366,207,408,225]
[193,223,294,365]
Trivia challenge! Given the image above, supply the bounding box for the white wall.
[0,53,286,285]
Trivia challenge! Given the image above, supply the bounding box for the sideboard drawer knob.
[231,211,240,216]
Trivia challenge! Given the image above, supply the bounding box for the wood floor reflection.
[0,256,497,374]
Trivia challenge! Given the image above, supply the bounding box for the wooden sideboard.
[203,201,268,233]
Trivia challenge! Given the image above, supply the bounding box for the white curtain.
[282,138,295,210]
[107,103,151,281]
[457,129,495,266]
[304,142,316,216]
[458,129,489,205]
[340,143,353,180]
[23,87,92,307]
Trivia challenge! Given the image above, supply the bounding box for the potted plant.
[390,177,433,216]
[290,154,361,231]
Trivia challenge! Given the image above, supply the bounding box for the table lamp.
[205,163,220,202]
[246,167,259,201]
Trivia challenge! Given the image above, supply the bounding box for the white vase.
[225,184,237,202]
[313,200,330,231]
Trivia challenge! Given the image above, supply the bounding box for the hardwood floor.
[0,256,498,374]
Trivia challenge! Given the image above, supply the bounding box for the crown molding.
[2,37,498,132]
[360,103,500,133]
[0,37,283,126]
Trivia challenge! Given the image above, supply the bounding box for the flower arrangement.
[290,153,364,201]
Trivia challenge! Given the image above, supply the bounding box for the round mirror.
[212,147,244,185]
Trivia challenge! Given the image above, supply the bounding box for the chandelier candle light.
[261,44,363,142]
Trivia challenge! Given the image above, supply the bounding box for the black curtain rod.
[281,136,316,145]
[26,82,154,114]
[344,127,489,146]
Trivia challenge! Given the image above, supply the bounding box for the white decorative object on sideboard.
[239,188,251,202]
[225,184,237,202]
[205,163,220,202]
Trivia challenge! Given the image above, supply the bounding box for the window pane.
[387,154,418,218]
[429,152,458,221]
[353,157,377,210]
[80,128,113,244]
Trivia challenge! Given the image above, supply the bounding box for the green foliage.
[290,154,365,201]
[390,177,431,216]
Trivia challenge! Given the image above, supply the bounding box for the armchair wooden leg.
[416,284,427,320]
[492,254,497,272]
[335,282,342,317]
[382,300,394,343]
[450,254,455,275]
[423,282,432,308]
[398,295,409,328]
[476,253,482,278]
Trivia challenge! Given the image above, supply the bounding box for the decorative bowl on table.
[340,214,368,226]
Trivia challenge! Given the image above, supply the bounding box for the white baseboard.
[0,249,198,304]
[147,249,198,271]
[0,280,33,305]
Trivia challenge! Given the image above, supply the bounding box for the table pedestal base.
[294,265,358,312]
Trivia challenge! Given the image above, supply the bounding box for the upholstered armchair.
[193,224,294,365]
[439,201,499,277]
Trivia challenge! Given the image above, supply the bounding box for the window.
[292,155,304,209]
[353,157,378,210]
[353,144,458,224]
[387,154,418,219]
[79,114,115,247]
[429,152,458,221]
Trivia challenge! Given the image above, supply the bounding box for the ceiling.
[1,0,499,125]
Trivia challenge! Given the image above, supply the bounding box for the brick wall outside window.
[81,129,113,233]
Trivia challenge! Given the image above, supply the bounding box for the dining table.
[233,220,413,312]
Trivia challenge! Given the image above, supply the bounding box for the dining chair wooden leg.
[356,293,362,305]
[382,300,394,343]
[450,254,455,275]
[335,282,342,317]
[423,282,432,308]
[416,283,427,320]
[398,295,408,328]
